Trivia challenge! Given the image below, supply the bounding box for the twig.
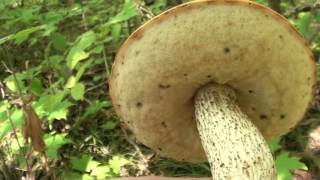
[0,149,16,180]
[1,61,23,98]
[285,2,320,17]
[86,81,108,92]
[0,82,31,176]
[119,126,150,175]
[102,44,110,78]
[134,0,155,20]
[97,106,150,175]
[81,6,88,31]
[44,42,55,94]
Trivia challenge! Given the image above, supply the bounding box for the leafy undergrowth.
[0,0,319,180]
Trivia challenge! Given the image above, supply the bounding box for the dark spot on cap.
[159,84,171,89]
[224,47,230,53]
[260,114,267,119]
[279,35,283,40]
[158,147,162,151]
[183,73,188,77]
[135,51,140,56]
[252,107,256,111]
[207,75,212,78]
[248,90,254,93]
[136,102,142,108]
[161,121,167,128]
[220,163,225,167]
[280,114,285,119]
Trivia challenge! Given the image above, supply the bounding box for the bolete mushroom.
[109,0,316,179]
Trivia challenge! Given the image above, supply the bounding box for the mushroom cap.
[109,0,316,161]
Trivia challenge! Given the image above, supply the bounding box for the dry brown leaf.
[21,97,46,152]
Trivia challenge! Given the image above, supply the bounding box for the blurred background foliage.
[0,0,319,179]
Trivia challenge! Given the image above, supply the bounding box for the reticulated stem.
[194,83,276,180]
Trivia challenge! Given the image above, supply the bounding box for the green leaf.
[65,59,93,89]
[29,78,43,96]
[111,24,122,42]
[91,165,111,179]
[14,25,45,45]
[295,12,312,38]
[77,31,96,50]
[63,171,94,180]
[102,121,117,130]
[71,155,100,173]
[67,50,90,69]
[83,100,112,119]
[0,109,23,140]
[269,137,281,152]
[49,55,64,69]
[276,152,307,180]
[101,0,138,29]
[108,155,129,175]
[0,34,14,45]
[65,76,77,89]
[71,83,85,101]
[51,32,68,51]
[44,133,70,160]
[47,100,73,122]
[4,74,25,93]
[109,0,138,24]
[91,45,103,54]
[34,91,73,122]
[66,31,96,69]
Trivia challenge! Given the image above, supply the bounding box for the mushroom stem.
[194,83,276,180]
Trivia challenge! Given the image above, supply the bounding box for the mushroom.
[109,0,316,179]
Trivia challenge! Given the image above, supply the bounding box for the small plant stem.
[102,44,110,78]
[0,82,31,177]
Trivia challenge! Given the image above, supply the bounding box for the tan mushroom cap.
[109,0,316,161]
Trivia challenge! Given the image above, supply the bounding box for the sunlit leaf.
[71,155,100,173]
[4,74,25,93]
[269,137,281,152]
[67,50,89,69]
[276,152,307,180]
[77,31,96,50]
[66,31,96,69]
[34,91,72,122]
[108,155,130,174]
[91,165,111,179]
[0,109,23,140]
[111,23,122,42]
[47,100,73,122]
[71,83,85,101]
[44,133,70,160]
[101,0,138,29]
[65,76,77,89]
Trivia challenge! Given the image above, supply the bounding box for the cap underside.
[109,0,316,161]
